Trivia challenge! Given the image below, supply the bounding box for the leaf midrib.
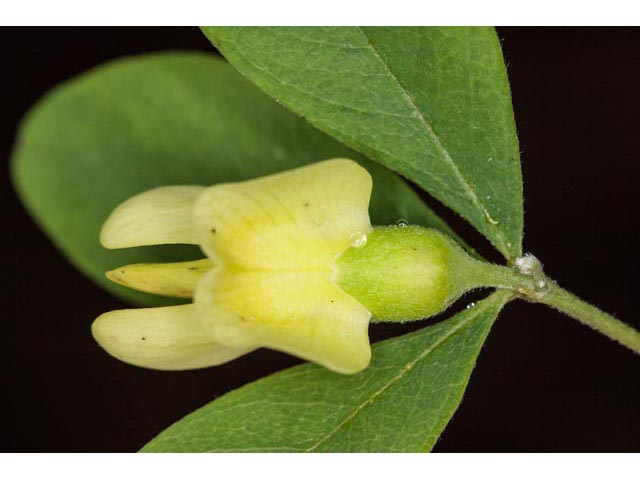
[355,27,509,257]
[216,27,511,257]
[304,291,506,452]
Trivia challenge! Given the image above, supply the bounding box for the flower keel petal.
[106,259,213,298]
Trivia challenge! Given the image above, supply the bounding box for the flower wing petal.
[92,304,251,370]
[195,269,372,374]
[101,186,204,248]
[193,159,372,269]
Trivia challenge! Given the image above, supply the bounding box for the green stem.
[541,285,640,354]
[467,258,640,356]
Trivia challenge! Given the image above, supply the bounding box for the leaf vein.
[355,27,509,255]
[305,293,504,452]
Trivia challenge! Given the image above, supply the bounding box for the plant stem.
[541,285,640,354]
[467,257,640,356]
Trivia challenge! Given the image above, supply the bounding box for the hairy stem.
[541,285,640,354]
[468,255,640,355]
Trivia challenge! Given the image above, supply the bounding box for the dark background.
[2,27,639,452]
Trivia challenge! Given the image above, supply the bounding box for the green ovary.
[335,226,468,322]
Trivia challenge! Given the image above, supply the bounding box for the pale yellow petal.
[193,159,372,269]
[106,259,213,298]
[194,269,372,374]
[92,304,251,370]
[101,186,204,248]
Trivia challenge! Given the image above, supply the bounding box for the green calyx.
[337,224,640,356]
[335,226,482,322]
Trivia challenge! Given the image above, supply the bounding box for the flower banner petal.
[194,159,372,269]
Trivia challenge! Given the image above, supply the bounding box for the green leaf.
[11,52,464,306]
[202,27,523,260]
[141,290,510,452]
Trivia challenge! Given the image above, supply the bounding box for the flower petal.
[101,186,204,248]
[106,259,213,298]
[194,269,372,374]
[193,159,372,269]
[92,304,251,370]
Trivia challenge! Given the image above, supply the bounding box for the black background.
[2,27,639,452]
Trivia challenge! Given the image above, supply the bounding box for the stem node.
[513,253,551,300]
[474,253,640,356]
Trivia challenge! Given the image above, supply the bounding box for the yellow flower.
[93,159,374,374]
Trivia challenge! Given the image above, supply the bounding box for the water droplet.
[349,232,367,248]
[396,219,409,227]
[466,302,476,309]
